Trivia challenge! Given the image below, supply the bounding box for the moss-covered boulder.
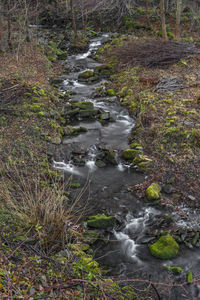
[71,101,94,110]
[87,214,116,229]
[122,149,136,160]
[63,126,88,136]
[149,235,179,259]
[78,70,99,83]
[105,151,117,165]
[94,64,112,77]
[146,183,161,200]
[132,154,152,171]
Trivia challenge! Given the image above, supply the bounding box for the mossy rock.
[49,77,63,86]
[105,151,117,165]
[94,64,112,77]
[146,183,161,200]
[107,89,115,96]
[149,235,179,259]
[164,266,182,274]
[187,272,193,283]
[132,154,152,171]
[78,70,94,80]
[122,149,136,160]
[63,126,88,136]
[71,101,94,110]
[87,214,116,229]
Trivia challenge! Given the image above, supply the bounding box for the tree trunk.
[7,1,12,49]
[70,0,77,38]
[160,0,168,40]
[145,0,150,25]
[175,0,182,40]
[0,2,5,51]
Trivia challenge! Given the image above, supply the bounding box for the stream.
[52,33,200,299]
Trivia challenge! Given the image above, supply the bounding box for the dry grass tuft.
[0,161,89,251]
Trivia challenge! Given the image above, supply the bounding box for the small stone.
[100,112,110,120]
[187,272,193,283]
[162,184,175,194]
[188,195,196,201]
[95,160,106,168]
[51,137,62,145]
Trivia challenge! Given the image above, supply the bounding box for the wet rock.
[95,160,106,168]
[188,195,196,201]
[87,214,116,229]
[63,126,88,136]
[122,149,136,160]
[100,112,110,120]
[94,64,112,78]
[51,137,62,145]
[78,70,99,83]
[140,237,156,244]
[162,184,175,194]
[105,150,117,165]
[149,235,179,259]
[184,241,193,249]
[192,232,199,246]
[49,77,63,86]
[132,154,152,171]
[146,183,161,201]
[181,232,187,241]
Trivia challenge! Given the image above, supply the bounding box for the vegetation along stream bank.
[0,1,200,299]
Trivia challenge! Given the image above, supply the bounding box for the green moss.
[122,149,136,160]
[71,101,94,110]
[87,214,116,229]
[78,70,94,80]
[146,183,161,200]
[107,89,115,96]
[119,87,133,98]
[187,272,193,283]
[164,266,182,274]
[149,235,179,259]
[71,183,81,188]
[105,151,117,165]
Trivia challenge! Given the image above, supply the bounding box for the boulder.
[122,149,136,160]
[149,235,179,259]
[87,214,116,229]
[146,183,161,200]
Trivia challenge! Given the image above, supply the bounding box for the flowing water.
[52,33,200,299]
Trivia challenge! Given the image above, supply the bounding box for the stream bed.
[52,33,200,299]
